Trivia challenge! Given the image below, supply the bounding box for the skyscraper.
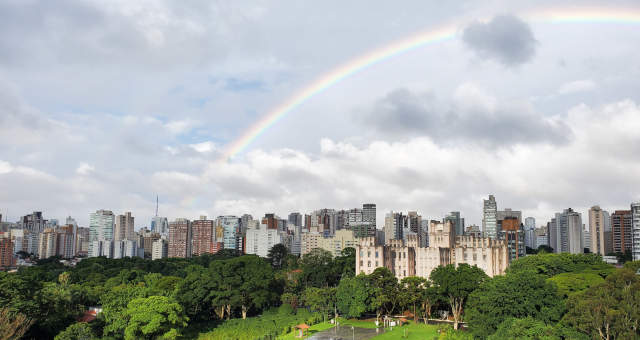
[288,212,303,227]
[444,211,464,236]
[218,216,240,250]
[384,211,403,244]
[482,195,498,238]
[524,217,536,249]
[362,203,377,228]
[150,216,169,235]
[114,212,135,241]
[632,202,640,261]
[168,218,191,258]
[611,210,632,254]
[21,211,46,233]
[89,210,114,256]
[191,216,215,256]
[555,208,583,254]
[589,206,607,255]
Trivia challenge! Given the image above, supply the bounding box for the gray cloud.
[462,15,537,66]
[360,86,570,147]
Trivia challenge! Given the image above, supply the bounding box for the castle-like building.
[356,220,509,280]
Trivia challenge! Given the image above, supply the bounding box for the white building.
[152,238,168,260]
[90,240,113,258]
[245,225,285,257]
[218,216,240,250]
[483,195,498,238]
[89,210,114,256]
[632,202,640,261]
[114,212,135,241]
[113,240,138,258]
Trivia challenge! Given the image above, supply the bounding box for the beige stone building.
[301,229,359,257]
[356,220,509,280]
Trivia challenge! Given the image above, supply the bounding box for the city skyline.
[2,1,640,237]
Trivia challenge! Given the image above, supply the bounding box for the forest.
[1,245,639,340]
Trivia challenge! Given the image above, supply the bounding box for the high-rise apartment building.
[499,217,525,261]
[603,211,612,254]
[168,218,191,258]
[21,211,46,233]
[191,217,215,256]
[57,225,75,258]
[150,216,169,235]
[482,195,498,238]
[552,208,583,254]
[363,203,377,228]
[114,212,135,241]
[0,236,15,269]
[611,210,632,254]
[89,210,114,256]
[218,216,240,250]
[76,227,90,256]
[632,202,640,261]
[288,213,303,227]
[262,214,278,230]
[152,238,168,260]
[383,211,403,244]
[38,228,58,259]
[589,206,607,255]
[582,224,591,253]
[524,217,536,249]
[444,211,464,236]
[245,226,285,257]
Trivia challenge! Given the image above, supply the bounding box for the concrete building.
[21,211,46,233]
[288,212,303,227]
[114,212,135,241]
[113,240,138,258]
[245,225,285,258]
[218,216,240,250]
[150,216,169,235]
[482,195,498,238]
[603,211,612,254]
[38,228,58,259]
[191,217,215,256]
[89,210,115,256]
[57,225,75,259]
[384,211,404,244]
[632,202,640,261]
[535,227,548,248]
[76,227,90,256]
[611,210,632,254]
[589,206,607,255]
[300,229,358,257]
[0,236,16,269]
[363,203,377,229]
[90,239,113,258]
[524,217,536,249]
[583,225,591,253]
[151,238,168,260]
[499,217,525,261]
[168,218,191,258]
[357,220,509,280]
[444,211,464,236]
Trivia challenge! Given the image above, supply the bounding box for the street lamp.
[352,326,355,340]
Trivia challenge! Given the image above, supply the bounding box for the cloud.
[189,141,216,153]
[462,15,537,66]
[558,80,597,95]
[359,84,569,147]
[76,163,95,175]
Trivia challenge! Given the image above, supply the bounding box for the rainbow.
[218,7,640,162]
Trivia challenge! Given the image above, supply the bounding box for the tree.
[488,317,560,340]
[563,268,640,339]
[420,281,439,324]
[547,272,604,298]
[430,264,487,330]
[123,296,188,340]
[300,248,335,287]
[336,275,370,318]
[537,245,554,254]
[400,276,427,322]
[333,247,356,279]
[368,267,399,320]
[302,287,333,322]
[54,322,97,340]
[465,271,564,338]
[267,243,289,270]
[507,252,609,278]
[0,308,33,340]
[229,256,278,319]
[100,283,150,337]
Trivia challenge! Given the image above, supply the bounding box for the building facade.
[589,206,607,255]
[114,212,135,241]
[89,210,115,256]
[356,220,509,280]
[611,210,632,254]
[191,217,215,256]
[168,218,191,258]
[632,202,640,261]
[482,195,498,238]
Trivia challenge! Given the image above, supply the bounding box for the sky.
[1,0,640,228]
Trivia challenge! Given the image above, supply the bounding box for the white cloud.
[76,162,95,175]
[0,160,13,174]
[558,80,597,95]
[190,141,216,153]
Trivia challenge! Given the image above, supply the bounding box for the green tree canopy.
[465,271,564,338]
[430,264,487,330]
[54,322,97,340]
[488,317,560,340]
[267,243,289,270]
[123,295,188,340]
[368,267,399,319]
[336,274,370,318]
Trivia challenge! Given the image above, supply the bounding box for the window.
[367,261,371,268]
[367,251,371,257]
[375,251,379,258]
[359,260,363,267]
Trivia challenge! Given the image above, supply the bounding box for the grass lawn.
[277,322,335,340]
[336,317,379,329]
